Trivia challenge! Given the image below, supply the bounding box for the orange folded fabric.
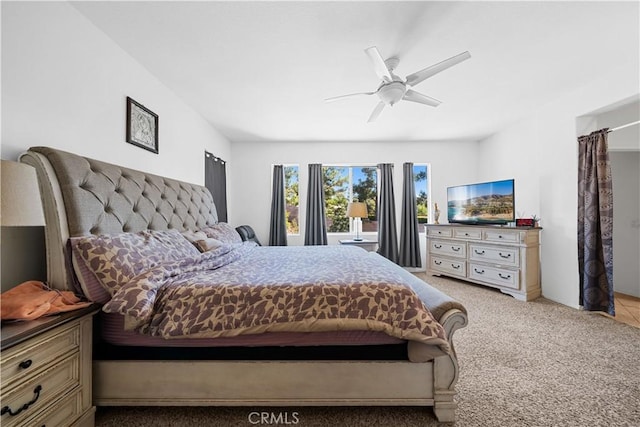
[0,281,92,321]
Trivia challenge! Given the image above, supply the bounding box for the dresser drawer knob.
[434,244,442,249]
[474,249,485,255]
[434,260,442,265]
[451,246,461,252]
[1,385,42,417]
[18,359,33,370]
[498,273,511,280]
[474,268,485,274]
[499,253,511,259]
[451,264,461,269]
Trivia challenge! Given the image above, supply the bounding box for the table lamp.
[346,202,368,241]
[1,160,46,291]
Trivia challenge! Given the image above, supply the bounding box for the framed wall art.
[126,96,159,154]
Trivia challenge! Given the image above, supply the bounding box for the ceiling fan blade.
[367,101,385,123]
[324,92,376,103]
[405,51,471,87]
[365,46,392,82]
[402,89,442,107]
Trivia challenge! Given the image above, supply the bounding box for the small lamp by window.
[346,202,368,241]
[1,160,46,291]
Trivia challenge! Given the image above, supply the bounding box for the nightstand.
[1,306,98,427]
[339,239,378,252]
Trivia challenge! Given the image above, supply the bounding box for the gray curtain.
[304,163,328,245]
[204,151,227,222]
[377,163,398,263]
[269,165,288,246]
[399,162,421,267]
[577,129,614,316]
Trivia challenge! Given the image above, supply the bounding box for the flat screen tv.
[447,179,515,225]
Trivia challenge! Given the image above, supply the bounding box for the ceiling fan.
[325,47,471,122]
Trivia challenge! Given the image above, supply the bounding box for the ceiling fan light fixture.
[377,82,406,106]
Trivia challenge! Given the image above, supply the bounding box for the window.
[322,166,378,233]
[284,165,299,234]
[413,164,430,233]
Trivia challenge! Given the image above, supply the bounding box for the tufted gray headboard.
[20,146,218,292]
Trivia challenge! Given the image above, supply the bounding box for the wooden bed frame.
[21,146,468,422]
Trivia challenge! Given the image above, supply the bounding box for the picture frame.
[126,97,159,154]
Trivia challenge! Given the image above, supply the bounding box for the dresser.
[1,306,98,427]
[426,225,541,301]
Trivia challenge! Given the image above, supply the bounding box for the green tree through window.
[322,166,378,233]
[284,165,299,234]
[414,164,429,233]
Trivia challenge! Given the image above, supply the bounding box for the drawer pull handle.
[474,249,485,255]
[1,385,42,417]
[451,264,461,269]
[434,244,442,249]
[499,253,511,259]
[18,360,33,370]
[434,260,442,265]
[474,268,485,274]
[464,233,469,236]
[451,246,461,252]
[498,273,511,280]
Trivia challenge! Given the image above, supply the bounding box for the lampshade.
[1,160,45,226]
[346,202,368,218]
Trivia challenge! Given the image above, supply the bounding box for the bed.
[20,146,468,422]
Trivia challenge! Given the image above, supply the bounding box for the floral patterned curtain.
[577,129,614,315]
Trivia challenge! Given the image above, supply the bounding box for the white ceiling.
[71,1,639,143]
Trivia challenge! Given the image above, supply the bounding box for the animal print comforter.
[75,235,450,353]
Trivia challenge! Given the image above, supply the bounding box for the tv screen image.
[447,179,515,225]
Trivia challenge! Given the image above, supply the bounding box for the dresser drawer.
[453,228,482,240]
[469,244,519,267]
[1,324,79,389]
[427,227,452,238]
[483,229,519,243]
[0,353,80,427]
[430,240,466,258]
[26,388,83,427]
[430,256,466,278]
[469,263,520,290]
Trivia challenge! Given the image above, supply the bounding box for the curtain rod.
[205,151,226,163]
[608,120,640,133]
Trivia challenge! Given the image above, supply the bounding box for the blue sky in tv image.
[447,179,515,224]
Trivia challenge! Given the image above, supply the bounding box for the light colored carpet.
[95,275,640,426]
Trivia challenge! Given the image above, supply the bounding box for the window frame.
[322,164,378,236]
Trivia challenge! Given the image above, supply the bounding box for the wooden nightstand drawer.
[27,389,83,427]
[1,324,79,389]
[1,353,80,427]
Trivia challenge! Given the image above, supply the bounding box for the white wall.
[477,64,639,308]
[1,1,230,184]
[229,139,479,269]
[609,151,640,297]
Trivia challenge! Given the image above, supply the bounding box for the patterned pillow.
[181,230,225,252]
[72,229,200,295]
[201,222,242,244]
